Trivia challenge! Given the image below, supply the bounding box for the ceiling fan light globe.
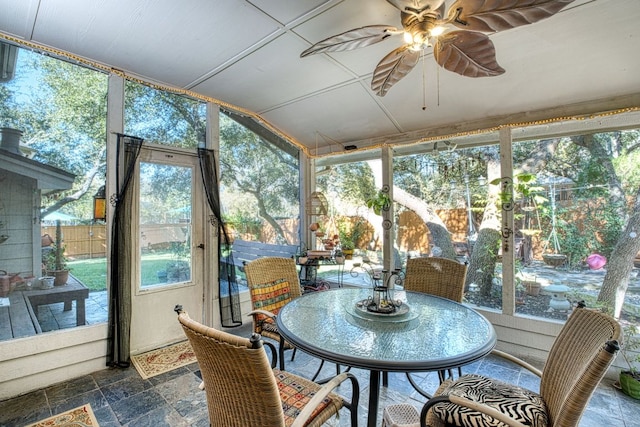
[430,25,445,37]
[405,31,427,51]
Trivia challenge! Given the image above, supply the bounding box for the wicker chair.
[175,306,360,427]
[244,256,303,370]
[401,256,468,394]
[385,305,620,427]
[403,256,467,303]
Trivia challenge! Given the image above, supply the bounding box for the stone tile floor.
[3,265,640,426]
[1,320,639,426]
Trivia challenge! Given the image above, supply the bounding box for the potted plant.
[340,238,355,259]
[314,224,325,239]
[337,217,366,260]
[519,271,541,296]
[515,282,526,305]
[523,279,541,296]
[618,322,640,399]
[44,221,70,286]
[166,241,191,283]
[366,188,392,216]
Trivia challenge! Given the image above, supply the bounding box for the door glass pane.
[139,162,192,288]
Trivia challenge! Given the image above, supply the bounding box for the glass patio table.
[276,287,496,427]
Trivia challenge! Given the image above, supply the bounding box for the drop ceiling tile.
[30,0,283,87]
[262,82,400,148]
[192,32,356,112]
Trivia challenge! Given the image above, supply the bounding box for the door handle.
[197,243,205,249]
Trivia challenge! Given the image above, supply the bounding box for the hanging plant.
[366,188,391,216]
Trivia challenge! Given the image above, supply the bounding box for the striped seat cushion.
[431,374,548,427]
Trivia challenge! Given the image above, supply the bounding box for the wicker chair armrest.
[491,349,542,377]
[420,395,530,427]
[290,372,359,427]
[263,340,278,368]
[247,309,277,320]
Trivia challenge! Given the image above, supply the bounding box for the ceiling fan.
[301,0,575,97]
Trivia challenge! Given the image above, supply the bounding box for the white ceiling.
[1,0,639,156]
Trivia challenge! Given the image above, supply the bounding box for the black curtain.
[198,147,242,327]
[107,134,143,367]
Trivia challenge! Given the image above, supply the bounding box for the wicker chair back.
[403,257,467,302]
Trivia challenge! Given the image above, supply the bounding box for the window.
[219,110,300,286]
[125,81,205,147]
[0,44,108,339]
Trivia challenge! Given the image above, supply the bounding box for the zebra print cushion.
[431,374,548,427]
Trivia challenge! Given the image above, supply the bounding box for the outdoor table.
[23,278,89,327]
[276,287,496,427]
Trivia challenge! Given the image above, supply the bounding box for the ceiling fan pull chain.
[437,61,440,107]
[422,53,427,111]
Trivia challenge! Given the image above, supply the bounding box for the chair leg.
[311,359,326,381]
[406,372,432,399]
[279,337,286,370]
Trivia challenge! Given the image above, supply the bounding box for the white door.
[129,145,205,353]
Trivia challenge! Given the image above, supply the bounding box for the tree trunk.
[466,228,501,296]
[256,198,289,244]
[368,159,456,259]
[393,187,457,259]
[466,157,502,295]
[597,188,640,318]
[571,134,638,319]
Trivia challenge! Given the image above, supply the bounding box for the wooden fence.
[49,210,472,259]
[41,225,107,260]
[41,224,192,260]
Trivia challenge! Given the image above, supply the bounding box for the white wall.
[0,291,253,400]
[0,324,107,400]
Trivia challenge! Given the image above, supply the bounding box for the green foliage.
[366,189,391,215]
[223,212,262,238]
[219,114,299,242]
[316,162,376,208]
[337,216,366,250]
[552,219,590,268]
[490,172,546,210]
[394,147,495,210]
[43,243,68,271]
[125,80,206,147]
[3,47,108,219]
[614,147,640,193]
[622,320,640,375]
[551,198,624,267]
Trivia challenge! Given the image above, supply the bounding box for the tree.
[466,156,501,296]
[219,115,299,244]
[569,131,640,318]
[2,49,108,219]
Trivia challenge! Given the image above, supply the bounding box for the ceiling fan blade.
[371,46,420,97]
[300,25,399,57]
[387,0,445,16]
[447,0,576,33]
[434,30,505,77]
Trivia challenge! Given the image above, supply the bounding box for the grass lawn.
[67,252,179,291]
[67,252,378,292]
